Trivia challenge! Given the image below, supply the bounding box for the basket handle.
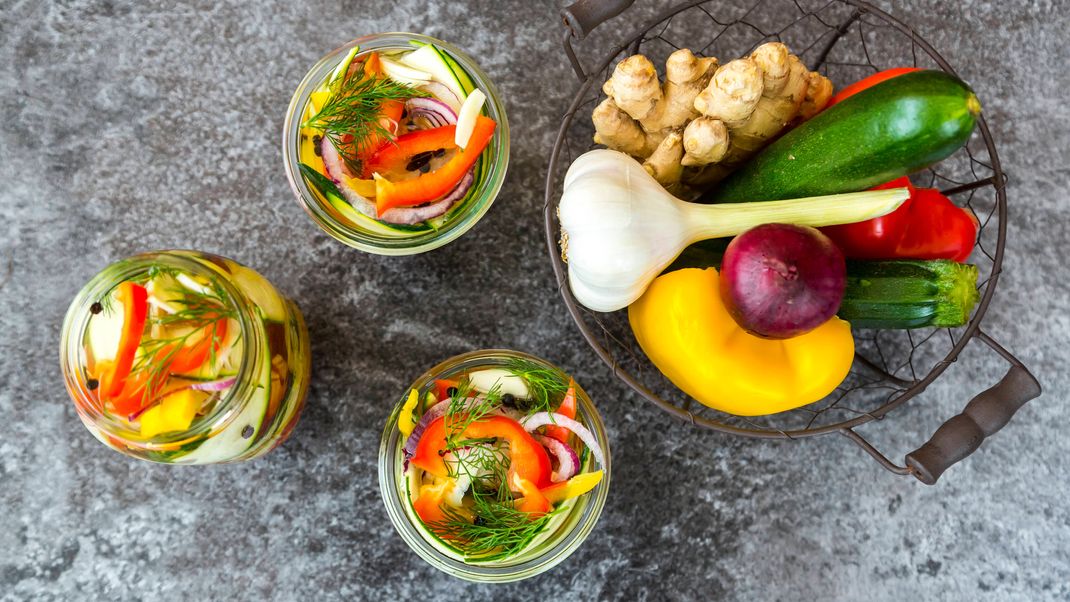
[561,0,636,80]
[842,330,1041,484]
[904,331,1041,484]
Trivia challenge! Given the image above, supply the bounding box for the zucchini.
[708,70,981,203]
[298,163,434,235]
[662,244,979,329]
[839,259,979,329]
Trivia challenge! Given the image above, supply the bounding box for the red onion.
[534,435,579,483]
[419,82,462,113]
[521,412,605,468]
[402,398,450,458]
[405,97,457,128]
[191,377,237,391]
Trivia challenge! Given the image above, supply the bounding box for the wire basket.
[543,0,1041,483]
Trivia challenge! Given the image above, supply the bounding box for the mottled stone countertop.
[1,0,1067,600]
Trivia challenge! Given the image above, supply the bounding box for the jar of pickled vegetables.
[283,32,509,255]
[378,350,611,582]
[59,250,311,464]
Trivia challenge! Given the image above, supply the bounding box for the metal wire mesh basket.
[543,0,1041,483]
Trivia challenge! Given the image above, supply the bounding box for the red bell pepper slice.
[822,178,977,262]
[511,472,550,516]
[828,67,922,107]
[434,379,460,401]
[362,125,458,177]
[542,379,576,444]
[374,116,496,215]
[98,282,148,399]
[411,414,552,488]
[894,188,978,262]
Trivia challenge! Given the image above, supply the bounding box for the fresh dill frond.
[444,381,503,451]
[126,279,238,408]
[429,491,560,562]
[302,61,426,172]
[504,358,568,415]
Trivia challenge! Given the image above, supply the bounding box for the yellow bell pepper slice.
[628,268,854,416]
[541,470,604,504]
[398,389,420,437]
[138,389,205,438]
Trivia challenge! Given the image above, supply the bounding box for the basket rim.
[542,0,1009,439]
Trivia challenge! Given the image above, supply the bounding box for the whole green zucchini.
[663,243,979,329]
[706,70,981,203]
[839,259,979,329]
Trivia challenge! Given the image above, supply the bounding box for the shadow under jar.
[283,33,510,255]
[59,251,311,464]
[379,350,611,582]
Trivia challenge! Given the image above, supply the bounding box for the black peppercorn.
[473,516,486,527]
[446,386,459,399]
[86,379,99,390]
[241,425,254,439]
[90,302,103,315]
[312,135,323,157]
[501,393,516,408]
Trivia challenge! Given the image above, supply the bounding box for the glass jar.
[283,32,510,255]
[378,350,611,582]
[59,250,311,464]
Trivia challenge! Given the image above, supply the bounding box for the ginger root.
[591,42,833,197]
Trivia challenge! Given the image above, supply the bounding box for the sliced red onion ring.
[405,97,457,128]
[190,377,237,392]
[521,412,605,468]
[402,398,450,458]
[419,82,462,113]
[320,136,475,226]
[534,435,579,483]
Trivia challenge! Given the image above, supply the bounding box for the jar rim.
[282,32,510,255]
[59,250,261,448]
[377,349,612,582]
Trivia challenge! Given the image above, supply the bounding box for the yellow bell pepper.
[541,470,604,504]
[138,389,206,438]
[628,268,854,416]
[397,388,420,437]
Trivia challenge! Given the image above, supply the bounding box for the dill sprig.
[504,358,569,415]
[443,381,503,450]
[302,61,425,172]
[127,277,237,406]
[429,490,560,562]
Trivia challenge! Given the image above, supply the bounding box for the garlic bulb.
[558,150,908,312]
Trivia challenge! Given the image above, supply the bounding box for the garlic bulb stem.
[680,188,909,243]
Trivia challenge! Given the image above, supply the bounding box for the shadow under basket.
[543,0,1041,484]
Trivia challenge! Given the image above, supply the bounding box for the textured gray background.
[1,0,1067,600]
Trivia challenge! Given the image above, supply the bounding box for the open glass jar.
[59,250,311,464]
[379,350,611,582]
[283,32,510,255]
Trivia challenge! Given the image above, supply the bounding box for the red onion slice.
[521,412,605,468]
[190,377,238,392]
[419,82,462,113]
[534,435,579,483]
[405,97,457,128]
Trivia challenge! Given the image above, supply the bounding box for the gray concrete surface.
[1,0,1067,600]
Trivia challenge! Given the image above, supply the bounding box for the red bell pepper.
[410,414,553,488]
[511,472,550,516]
[98,282,148,400]
[362,125,458,177]
[821,177,977,262]
[542,379,576,444]
[828,67,922,107]
[433,378,460,401]
[374,116,496,215]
